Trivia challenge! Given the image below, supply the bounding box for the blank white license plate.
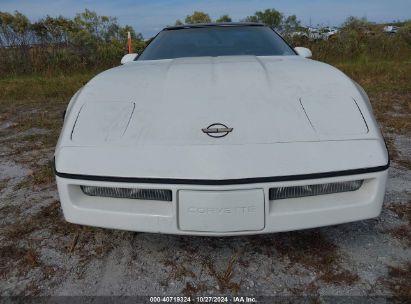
[178,189,265,232]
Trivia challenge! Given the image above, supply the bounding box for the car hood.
[70,55,373,146]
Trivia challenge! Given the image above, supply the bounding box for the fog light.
[81,186,172,201]
[269,180,363,200]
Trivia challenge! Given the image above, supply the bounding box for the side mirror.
[121,53,138,64]
[294,47,312,58]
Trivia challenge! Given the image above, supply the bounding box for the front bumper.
[56,169,388,236]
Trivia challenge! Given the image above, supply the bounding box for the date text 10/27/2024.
[149,296,257,303]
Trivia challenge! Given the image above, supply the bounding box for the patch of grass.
[370,92,411,138]
[293,28,411,65]
[13,159,55,190]
[2,200,116,285]
[31,160,55,186]
[387,202,411,223]
[0,108,63,155]
[163,259,196,282]
[3,200,105,252]
[32,201,80,237]
[0,242,60,296]
[336,61,411,95]
[0,203,20,217]
[3,220,38,239]
[0,245,40,277]
[0,178,10,192]
[273,231,359,286]
[383,263,411,298]
[386,202,411,247]
[0,73,94,104]
[387,225,411,248]
[203,255,241,293]
[32,202,117,263]
[0,244,28,261]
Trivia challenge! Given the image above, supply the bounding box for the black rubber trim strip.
[54,162,390,186]
[164,23,265,31]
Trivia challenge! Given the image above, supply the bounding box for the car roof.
[164,22,265,31]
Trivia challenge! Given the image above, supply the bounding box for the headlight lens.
[81,186,172,201]
[269,180,363,200]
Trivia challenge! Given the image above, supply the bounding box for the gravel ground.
[0,123,410,300]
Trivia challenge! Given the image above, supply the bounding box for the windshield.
[138,26,296,60]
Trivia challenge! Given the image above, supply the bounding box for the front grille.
[80,186,172,201]
[269,180,363,200]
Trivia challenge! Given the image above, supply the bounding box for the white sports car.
[55,23,389,236]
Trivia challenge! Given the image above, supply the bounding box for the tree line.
[1,9,410,75]
[174,9,301,33]
[0,9,145,74]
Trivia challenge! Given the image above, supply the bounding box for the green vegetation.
[289,21,411,63]
[0,9,145,75]
[216,15,232,23]
[180,9,301,32]
[184,11,212,24]
[1,8,410,75]
[243,9,285,29]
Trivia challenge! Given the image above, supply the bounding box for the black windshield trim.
[164,23,265,31]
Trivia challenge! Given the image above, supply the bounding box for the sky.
[1,0,410,37]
